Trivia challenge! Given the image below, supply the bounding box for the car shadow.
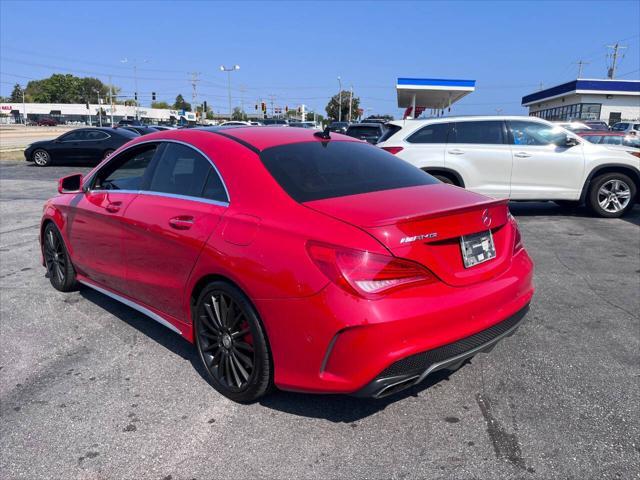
[78,286,460,420]
[508,201,640,227]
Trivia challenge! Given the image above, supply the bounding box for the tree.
[325,90,360,122]
[231,107,247,121]
[9,84,23,102]
[151,101,171,109]
[173,94,191,112]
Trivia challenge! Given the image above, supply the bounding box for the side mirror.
[58,173,83,194]
[564,136,580,147]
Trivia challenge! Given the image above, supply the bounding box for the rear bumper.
[256,249,534,395]
[353,303,529,398]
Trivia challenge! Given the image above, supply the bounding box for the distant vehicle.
[289,122,318,129]
[249,121,263,126]
[611,121,640,136]
[219,121,252,126]
[149,125,175,131]
[121,126,160,136]
[361,117,390,125]
[577,131,640,149]
[583,120,610,130]
[24,127,139,167]
[377,116,639,217]
[261,118,288,126]
[554,121,591,132]
[328,121,349,134]
[117,119,143,126]
[37,118,58,127]
[345,123,387,144]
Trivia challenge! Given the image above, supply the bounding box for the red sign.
[1,105,12,110]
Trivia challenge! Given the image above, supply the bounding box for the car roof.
[193,126,358,151]
[348,123,383,128]
[386,115,555,128]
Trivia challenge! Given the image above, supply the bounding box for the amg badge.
[399,232,438,244]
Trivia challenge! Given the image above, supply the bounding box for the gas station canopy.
[396,78,476,116]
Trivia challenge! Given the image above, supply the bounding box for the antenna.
[574,60,590,78]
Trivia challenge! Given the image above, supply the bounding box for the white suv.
[377,116,640,217]
[611,121,640,135]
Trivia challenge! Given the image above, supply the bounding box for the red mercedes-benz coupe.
[40,127,534,401]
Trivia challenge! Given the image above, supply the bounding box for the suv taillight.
[380,146,403,155]
[307,241,436,297]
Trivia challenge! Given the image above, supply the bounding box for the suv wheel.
[194,281,273,402]
[588,173,636,218]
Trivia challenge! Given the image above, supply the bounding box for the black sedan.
[120,125,160,135]
[24,128,139,167]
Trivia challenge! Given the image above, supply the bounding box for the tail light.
[307,241,436,297]
[629,151,640,158]
[381,146,404,155]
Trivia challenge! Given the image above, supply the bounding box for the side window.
[406,123,450,143]
[93,145,157,191]
[85,130,109,141]
[612,123,627,131]
[147,143,226,201]
[507,121,566,146]
[452,121,504,144]
[60,130,86,141]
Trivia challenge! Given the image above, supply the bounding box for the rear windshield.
[346,126,380,137]
[377,124,401,143]
[260,140,437,202]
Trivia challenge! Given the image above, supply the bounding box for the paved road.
[1,160,638,480]
[0,126,77,150]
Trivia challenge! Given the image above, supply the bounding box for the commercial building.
[522,79,640,125]
[0,102,196,125]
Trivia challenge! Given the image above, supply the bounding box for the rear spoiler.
[367,197,509,227]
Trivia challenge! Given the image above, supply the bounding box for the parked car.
[361,117,391,125]
[261,118,288,126]
[554,121,591,132]
[149,125,175,131]
[377,116,640,217]
[611,121,640,135]
[117,119,143,126]
[345,123,387,144]
[37,118,58,127]
[121,125,160,136]
[289,122,318,129]
[583,120,610,130]
[220,121,252,126]
[328,121,349,134]
[41,127,534,401]
[577,131,640,149]
[25,127,139,167]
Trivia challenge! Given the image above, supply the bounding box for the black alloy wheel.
[43,223,77,292]
[194,281,272,402]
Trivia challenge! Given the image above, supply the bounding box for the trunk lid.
[304,184,513,286]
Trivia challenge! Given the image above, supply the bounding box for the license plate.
[460,230,496,268]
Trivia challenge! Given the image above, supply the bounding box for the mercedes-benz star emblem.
[481,209,492,227]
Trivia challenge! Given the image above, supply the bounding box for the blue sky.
[1,0,638,118]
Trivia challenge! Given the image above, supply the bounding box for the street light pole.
[20,85,26,125]
[348,85,353,123]
[220,64,240,120]
[337,76,342,122]
[121,58,148,121]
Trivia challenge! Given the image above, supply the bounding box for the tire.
[103,149,115,160]
[194,281,273,403]
[43,223,78,292]
[432,174,456,185]
[32,149,51,167]
[587,172,636,218]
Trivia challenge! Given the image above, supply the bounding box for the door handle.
[169,216,195,230]
[448,149,464,155]
[105,201,122,213]
[514,152,532,158]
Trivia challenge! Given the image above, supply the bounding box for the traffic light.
[203,101,208,111]
[255,104,258,111]
[134,92,138,101]
[297,106,301,114]
[152,92,156,101]
[285,106,288,112]
[261,102,266,112]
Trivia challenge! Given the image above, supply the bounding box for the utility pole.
[606,43,627,79]
[108,75,114,127]
[538,81,544,91]
[189,71,201,123]
[239,85,246,114]
[348,85,353,122]
[20,85,26,125]
[574,60,590,78]
[121,58,148,121]
[96,90,102,127]
[269,94,276,117]
[337,76,342,122]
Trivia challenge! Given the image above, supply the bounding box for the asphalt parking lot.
[1,158,638,480]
